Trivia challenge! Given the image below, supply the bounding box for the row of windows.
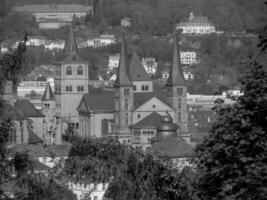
[133,85,149,91]
[56,85,85,92]
[66,65,83,75]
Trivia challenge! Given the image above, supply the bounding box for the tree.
[194,61,267,199]
[63,136,195,200]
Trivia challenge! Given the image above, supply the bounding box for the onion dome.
[156,114,178,141]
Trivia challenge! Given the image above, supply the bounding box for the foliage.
[63,136,195,200]
[194,61,267,200]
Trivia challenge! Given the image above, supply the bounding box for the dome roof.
[157,114,178,131]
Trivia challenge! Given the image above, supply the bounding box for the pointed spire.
[129,52,150,81]
[42,83,55,101]
[114,33,132,87]
[166,32,186,86]
[60,16,83,62]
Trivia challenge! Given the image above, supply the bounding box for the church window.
[137,114,141,119]
[133,85,136,91]
[66,66,72,75]
[166,87,172,96]
[152,105,156,109]
[77,66,83,75]
[177,88,183,96]
[125,99,128,110]
[77,86,80,92]
[66,85,72,92]
[125,113,128,125]
[80,86,84,92]
[145,85,149,91]
[141,85,145,91]
[178,112,181,123]
[101,119,108,135]
[124,88,130,96]
[178,98,182,109]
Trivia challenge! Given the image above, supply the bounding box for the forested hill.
[3,0,267,35]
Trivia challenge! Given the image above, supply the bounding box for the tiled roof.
[166,33,186,86]
[14,99,44,118]
[3,103,25,120]
[42,83,55,101]
[131,112,162,129]
[79,93,115,112]
[9,144,71,157]
[129,52,151,81]
[28,129,43,144]
[149,137,194,158]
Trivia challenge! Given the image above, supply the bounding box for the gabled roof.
[166,33,186,86]
[42,83,55,101]
[78,93,115,112]
[3,103,26,121]
[14,99,44,118]
[129,52,151,81]
[149,137,194,158]
[28,129,43,144]
[131,112,162,129]
[114,34,132,87]
[57,19,84,63]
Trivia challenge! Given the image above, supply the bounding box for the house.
[94,35,116,47]
[44,40,65,50]
[14,4,93,29]
[108,54,120,69]
[77,33,191,145]
[176,12,216,34]
[26,36,46,47]
[182,66,194,80]
[180,51,197,65]
[121,17,131,27]
[141,57,158,75]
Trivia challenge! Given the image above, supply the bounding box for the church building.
[77,33,190,147]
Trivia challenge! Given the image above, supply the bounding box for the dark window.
[137,114,141,119]
[80,86,84,92]
[133,85,136,91]
[125,113,128,125]
[177,88,183,96]
[145,85,149,91]
[178,98,181,109]
[124,88,130,96]
[101,119,108,135]
[178,112,181,123]
[66,66,72,75]
[77,66,83,75]
[125,99,128,110]
[141,85,145,91]
[77,86,80,92]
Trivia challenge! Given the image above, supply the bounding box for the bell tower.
[165,33,188,137]
[113,34,133,143]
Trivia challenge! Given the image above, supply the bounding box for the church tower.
[113,35,133,143]
[42,83,56,144]
[54,19,89,142]
[165,33,188,137]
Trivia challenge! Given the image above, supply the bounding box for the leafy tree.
[195,61,267,199]
[63,136,195,200]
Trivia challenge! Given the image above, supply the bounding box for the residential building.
[17,77,54,97]
[44,40,65,50]
[93,35,116,47]
[26,36,46,47]
[108,54,120,69]
[161,66,194,80]
[121,17,131,27]
[14,4,93,29]
[176,12,216,34]
[141,57,157,75]
[180,51,197,65]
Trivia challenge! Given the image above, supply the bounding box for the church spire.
[42,82,55,101]
[61,16,83,62]
[166,32,186,86]
[114,33,132,87]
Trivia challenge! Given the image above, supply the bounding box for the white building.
[17,77,54,97]
[14,4,93,29]
[176,13,216,34]
[68,181,108,200]
[94,35,116,47]
[141,57,157,75]
[26,36,46,47]
[44,40,65,50]
[108,54,120,69]
[180,51,197,65]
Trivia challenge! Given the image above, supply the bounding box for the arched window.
[145,85,149,91]
[178,98,181,109]
[66,66,72,75]
[77,86,80,92]
[77,65,83,75]
[80,86,84,92]
[178,112,181,123]
[124,99,128,110]
[125,113,128,125]
[101,119,108,135]
[66,85,72,92]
